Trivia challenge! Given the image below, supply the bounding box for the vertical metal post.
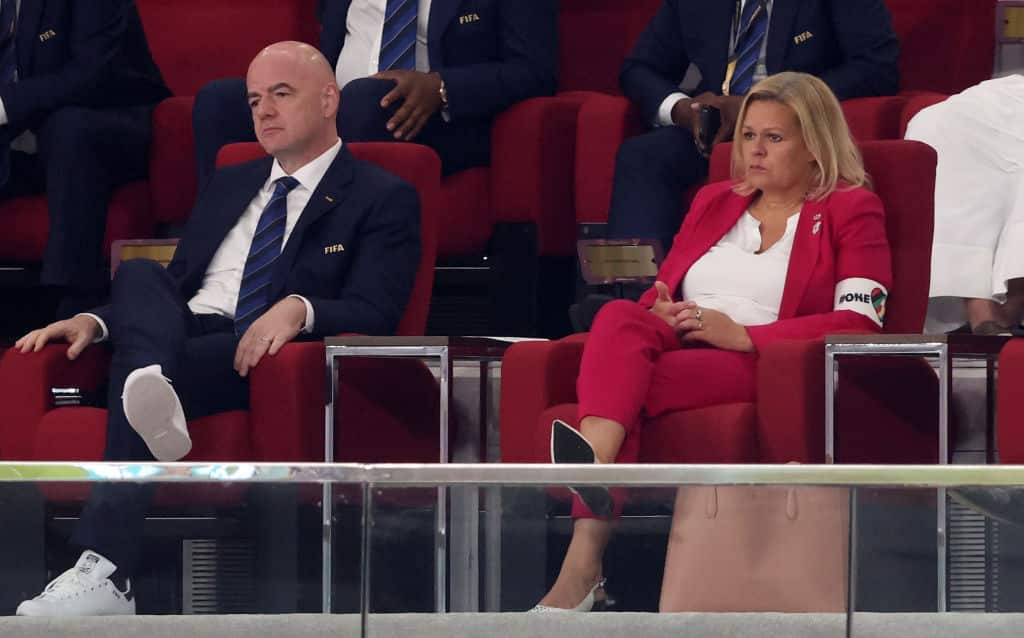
[824,345,837,464]
[435,348,451,612]
[937,345,950,612]
[845,487,858,638]
[360,482,374,638]
[322,349,339,613]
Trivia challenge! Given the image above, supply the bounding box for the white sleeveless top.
[681,210,800,326]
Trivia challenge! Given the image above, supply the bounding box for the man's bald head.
[246,41,340,172]
[249,41,335,83]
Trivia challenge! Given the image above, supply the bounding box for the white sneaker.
[122,364,191,461]
[16,550,135,616]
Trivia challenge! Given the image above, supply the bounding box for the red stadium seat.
[997,339,1024,463]
[500,141,941,475]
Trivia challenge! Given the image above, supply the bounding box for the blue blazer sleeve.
[440,0,558,121]
[817,0,899,100]
[619,0,691,125]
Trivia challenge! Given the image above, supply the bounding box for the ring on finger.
[695,308,703,321]
[259,336,272,343]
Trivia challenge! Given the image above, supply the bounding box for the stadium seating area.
[0,0,1022,621]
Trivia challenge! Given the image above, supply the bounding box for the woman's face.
[739,100,816,195]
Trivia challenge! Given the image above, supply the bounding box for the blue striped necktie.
[379,0,417,72]
[730,0,768,96]
[234,176,300,336]
[0,0,17,86]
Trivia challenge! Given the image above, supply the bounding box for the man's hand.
[650,281,694,330]
[14,315,102,360]
[371,70,443,141]
[680,93,745,157]
[674,305,754,352]
[693,94,744,145]
[233,297,307,377]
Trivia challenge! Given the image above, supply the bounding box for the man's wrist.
[671,98,697,130]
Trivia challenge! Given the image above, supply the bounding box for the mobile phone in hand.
[698,104,722,152]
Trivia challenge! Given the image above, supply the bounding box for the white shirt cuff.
[288,294,315,333]
[656,92,689,127]
[77,313,109,342]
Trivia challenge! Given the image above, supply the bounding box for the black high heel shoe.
[551,419,614,517]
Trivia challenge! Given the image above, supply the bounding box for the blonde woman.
[533,72,892,611]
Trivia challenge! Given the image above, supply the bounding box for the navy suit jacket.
[0,0,170,132]
[622,0,900,123]
[97,147,422,337]
[318,0,557,121]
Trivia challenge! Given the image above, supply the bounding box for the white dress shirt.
[681,209,799,326]
[335,0,432,90]
[656,0,773,127]
[85,139,343,341]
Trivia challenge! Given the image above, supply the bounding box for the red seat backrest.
[215,142,440,336]
[885,0,996,94]
[709,139,936,333]
[137,0,320,96]
[557,0,662,93]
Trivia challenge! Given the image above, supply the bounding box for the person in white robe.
[905,74,1024,335]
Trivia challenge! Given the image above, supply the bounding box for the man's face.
[246,54,329,158]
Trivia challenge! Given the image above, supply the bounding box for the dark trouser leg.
[338,77,491,175]
[35,106,153,298]
[192,78,255,192]
[71,260,247,575]
[606,126,707,253]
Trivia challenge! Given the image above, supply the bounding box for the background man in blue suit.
[608,0,898,252]
[12,41,421,616]
[0,0,170,316]
[193,0,557,182]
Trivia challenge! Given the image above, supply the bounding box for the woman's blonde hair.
[730,72,868,199]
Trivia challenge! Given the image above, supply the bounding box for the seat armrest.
[573,94,643,224]
[490,96,584,257]
[248,340,325,462]
[499,336,586,462]
[0,345,111,460]
[841,96,906,142]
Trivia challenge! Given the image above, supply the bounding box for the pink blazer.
[638,180,893,352]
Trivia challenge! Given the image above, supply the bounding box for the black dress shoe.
[950,487,1024,527]
[551,419,613,518]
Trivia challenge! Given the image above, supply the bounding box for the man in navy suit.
[192,0,557,183]
[13,41,421,616]
[0,0,170,315]
[608,0,898,252]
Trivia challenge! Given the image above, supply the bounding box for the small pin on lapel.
[812,221,822,235]
[813,213,822,221]
[325,195,335,203]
